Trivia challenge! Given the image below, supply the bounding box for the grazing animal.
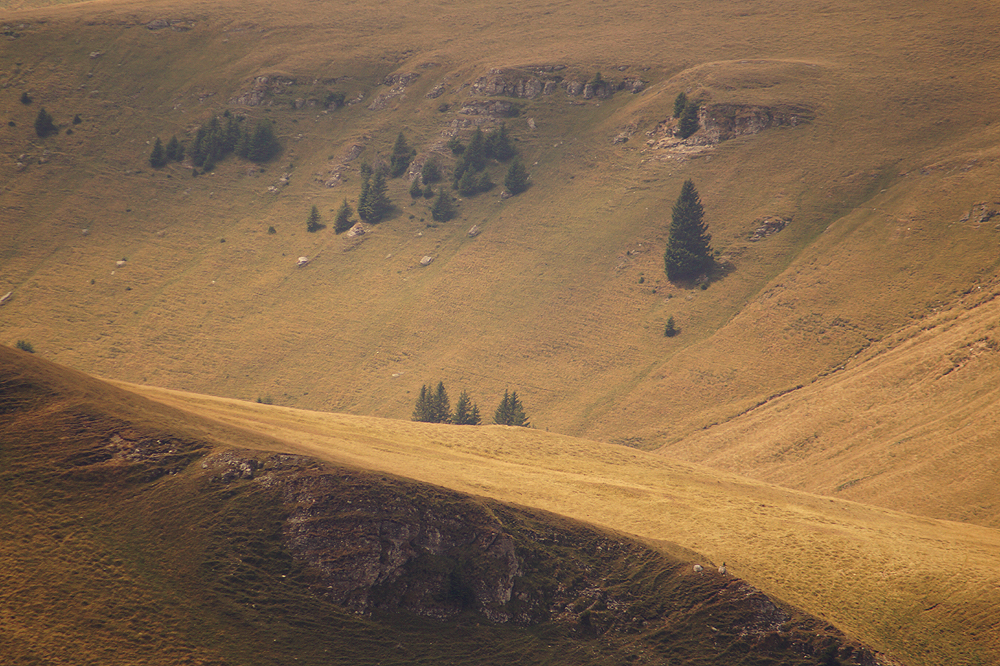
[718,562,727,575]
[693,564,704,573]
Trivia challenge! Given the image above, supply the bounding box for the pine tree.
[306,205,322,232]
[412,382,453,423]
[677,102,700,139]
[412,385,435,422]
[465,127,487,172]
[664,179,713,281]
[457,168,479,196]
[334,199,354,234]
[431,381,451,423]
[246,118,279,162]
[149,137,167,168]
[203,115,223,164]
[664,316,678,337]
[164,135,181,162]
[485,123,516,161]
[389,131,416,178]
[34,107,57,138]
[431,187,456,222]
[673,92,688,118]
[504,158,529,195]
[365,170,390,222]
[493,390,530,427]
[191,126,208,166]
[421,157,442,184]
[409,176,423,199]
[357,173,373,222]
[222,114,242,155]
[452,390,482,425]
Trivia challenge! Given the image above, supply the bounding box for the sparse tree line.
[412,382,530,427]
[305,125,530,233]
[149,111,280,172]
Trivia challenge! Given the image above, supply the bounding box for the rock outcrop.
[194,449,897,666]
[469,67,644,100]
[230,75,296,106]
[698,103,812,143]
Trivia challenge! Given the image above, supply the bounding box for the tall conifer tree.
[452,390,481,425]
[664,179,713,281]
[493,390,530,427]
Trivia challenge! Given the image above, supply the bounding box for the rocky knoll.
[199,449,893,665]
[0,347,895,666]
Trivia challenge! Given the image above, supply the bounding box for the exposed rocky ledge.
[193,450,895,665]
[698,103,813,143]
[470,67,645,100]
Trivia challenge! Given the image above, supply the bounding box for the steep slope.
[0,345,884,666]
[1,0,999,447]
[659,275,1000,528]
[120,372,1000,666]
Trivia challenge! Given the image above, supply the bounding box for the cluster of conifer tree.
[450,124,517,196]
[149,136,184,168]
[412,383,530,427]
[149,111,280,171]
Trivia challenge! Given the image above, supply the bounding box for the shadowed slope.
[0,345,888,666]
[120,369,1000,666]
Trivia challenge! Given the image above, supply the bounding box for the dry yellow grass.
[121,381,1000,666]
[2,0,999,446]
[4,1,1000,661]
[665,276,1000,528]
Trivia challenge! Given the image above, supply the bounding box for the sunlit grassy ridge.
[122,378,1000,666]
[1,347,882,666]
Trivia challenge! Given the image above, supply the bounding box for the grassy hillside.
[3,1,1000,662]
[1,346,882,666]
[663,276,1000,528]
[120,373,1000,666]
[1,0,999,447]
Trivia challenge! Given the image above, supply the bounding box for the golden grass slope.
[1,0,999,449]
[11,345,877,666]
[660,275,1000,528]
[120,376,1000,666]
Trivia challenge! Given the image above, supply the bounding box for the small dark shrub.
[664,316,678,337]
[15,340,34,353]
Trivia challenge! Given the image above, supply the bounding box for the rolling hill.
[2,0,999,447]
[1,345,895,666]
[2,0,1000,663]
